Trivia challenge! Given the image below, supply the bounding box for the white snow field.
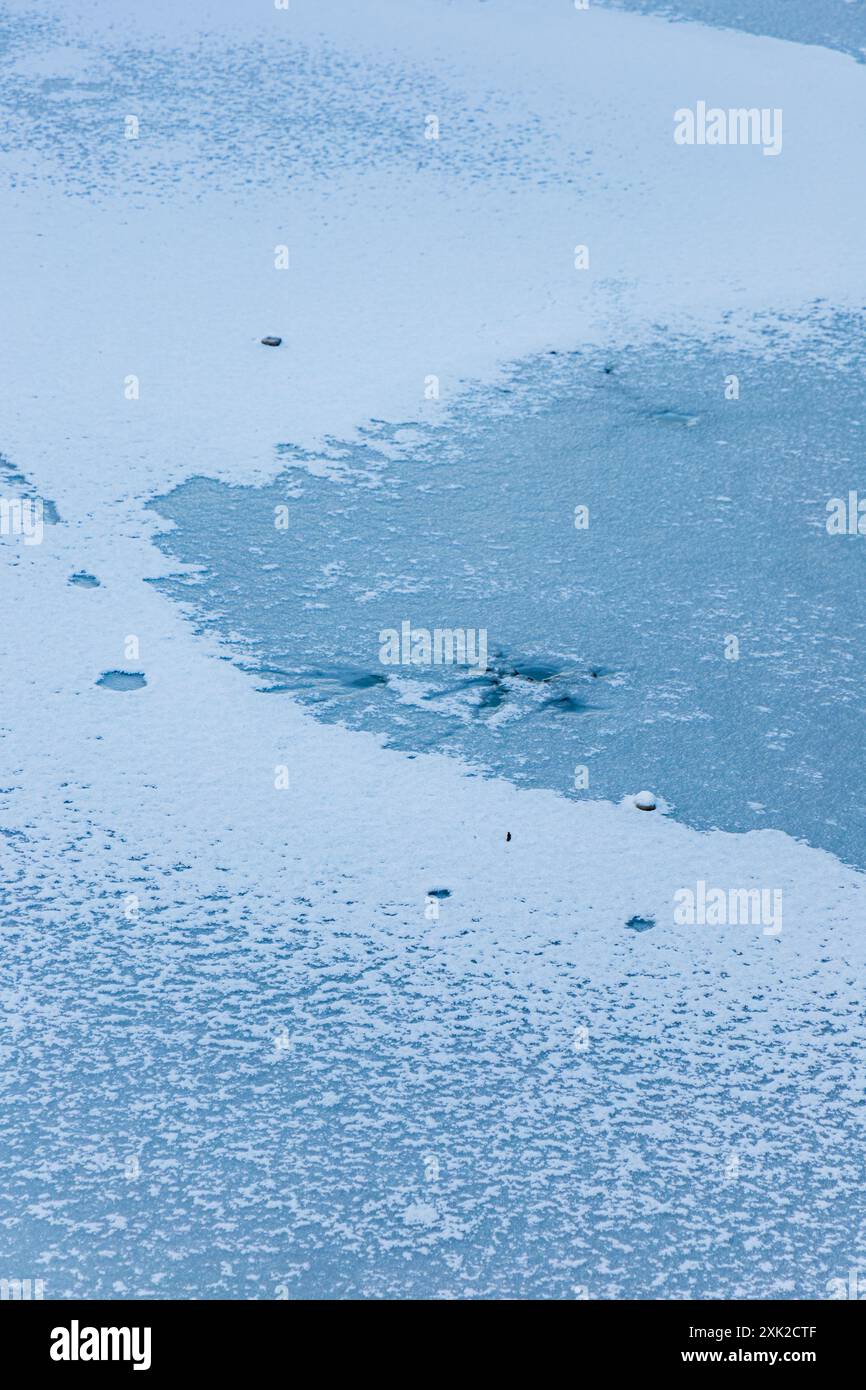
[1,0,865,1298]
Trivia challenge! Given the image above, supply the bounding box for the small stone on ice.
[634,791,656,811]
[261,336,282,347]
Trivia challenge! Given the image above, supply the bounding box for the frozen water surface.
[153,325,866,872]
[602,0,866,64]
[4,855,865,1300]
[3,0,866,1303]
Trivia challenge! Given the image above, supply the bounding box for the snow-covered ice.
[1,0,865,1299]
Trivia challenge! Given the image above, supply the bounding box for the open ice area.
[153,323,866,872]
[1,0,865,1299]
[601,0,866,65]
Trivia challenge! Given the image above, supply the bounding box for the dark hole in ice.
[255,665,387,694]
[344,671,388,690]
[427,888,451,899]
[648,409,698,428]
[625,915,655,933]
[474,679,507,713]
[69,572,100,588]
[490,650,562,682]
[542,693,591,713]
[509,662,561,682]
[96,670,147,691]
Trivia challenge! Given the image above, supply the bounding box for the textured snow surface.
[1,0,865,1299]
